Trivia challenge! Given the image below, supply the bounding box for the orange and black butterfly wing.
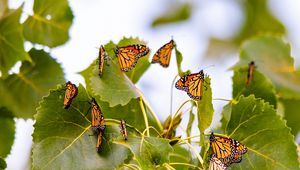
[91,99,103,132]
[116,45,149,72]
[186,71,204,100]
[209,156,228,170]
[63,81,78,109]
[175,75,189,91]
[210,133,235,166]
[230,139,247,164]
[98,45,106,77]
[96,131,103,152]
[152,40,175,67]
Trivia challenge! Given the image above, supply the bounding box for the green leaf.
[0,5,31,77]
[175,46,184,77]
[97,98,160,133]
[223,95,299,169]
[0,48,64,118]
[280,99,300,137]
[207,0,285,57]
[234,35,300,99]
[23,0,74,47]
[169,145,194,170]
[32,85,131,170]
[151,3,191,27]
[0,107,15,158]
[0,0,8,18]
[114,136,173,169]
[81,37,152,107]
[186,108,195,143]
[233,68,277,108]
[197,77,213,146]
[0,157,6,170]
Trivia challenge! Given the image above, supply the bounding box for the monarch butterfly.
[119,119,128,140]
[210,132,247,166]
[98,45,108,77]
[115,44,149,72]
[96,131,103,152]
[91,98,106,133]
[175,70,205,100]
[63,81,78,109]
[246,61,255,85]
[151,39,175,67]
[209,156,227,170]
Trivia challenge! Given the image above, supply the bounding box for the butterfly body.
[115,44,149,72]
[152,39,175,67]
[246,61,255,85]
[91,98,106,133]
[175,70,205,100]
[63,81,78,109]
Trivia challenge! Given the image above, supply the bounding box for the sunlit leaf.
[0,107,15,158]
[233,68,277,107]
[186,107,195,143]
[223,95,299,169]
[0,48,64,118]
[234,35,300,99]
[152,3,191,27]
[32,85,131,170]
[280,99,300,137]
[80,37,151,106]
[197,77,213,146]
[0,157,6,170]
[175,46,184,77]
[0,5,31,77]
[114,136,173,169]
[23,0,74,47]
[0,0,8,18]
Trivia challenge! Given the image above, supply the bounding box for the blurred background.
[6,0,300,169]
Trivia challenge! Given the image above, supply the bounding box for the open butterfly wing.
[210,133,235,166]
[116,45,149,72]
[152,40,175,67]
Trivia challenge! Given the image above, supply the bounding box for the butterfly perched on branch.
[152,39,175,67]
[115,44,149,72]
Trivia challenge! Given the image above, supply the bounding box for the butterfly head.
[210,132,215,142]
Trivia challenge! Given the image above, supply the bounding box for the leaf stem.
[139,97,149,137]
[169,162,202,170]
[180,139,204,166]
[137,89,163,131]
[170,74,179,116]
[212,98,232,102]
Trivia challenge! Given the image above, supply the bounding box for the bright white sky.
[6,0,300,169]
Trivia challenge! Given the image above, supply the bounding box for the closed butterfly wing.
[91,98,106,133]
[209,156,228,170]
[116,44,149,72]
[96,131,103,152]
[210,132,235,166]
[98,45,107,77]
[63,81,78,109]
[152,40,175,67]
[186,70,205,100]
